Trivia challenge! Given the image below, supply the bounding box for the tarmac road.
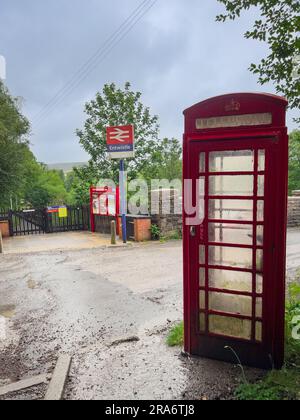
[0,230,299,400]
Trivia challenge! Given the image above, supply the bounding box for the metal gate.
[9,209,46,236]
[4,206,90,236]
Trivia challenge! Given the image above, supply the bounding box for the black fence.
[46,206,90,233]
[1,206,90,236]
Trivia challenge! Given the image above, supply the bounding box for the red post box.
[183,93,288,369]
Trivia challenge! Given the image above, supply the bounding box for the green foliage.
[139,137,182,183]
[289,130,300,194]
[71,163,99,205]
[76,82,160,184]
[285,282,300,369]
[217,0,300,120]
[0,81,83,209]
[24,167,70,208]
[236,282,300,400]
[165,230,182,240]
[235,371,300,400]
[75,83,182,202]
[150,224,161,240]
[0,81,30,207]
[166,322,184,347]
[159,230,183,243]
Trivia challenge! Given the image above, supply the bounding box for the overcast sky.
[0,0,298,164]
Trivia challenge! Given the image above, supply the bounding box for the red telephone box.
[183,93,288,369]
[90,186,120,233]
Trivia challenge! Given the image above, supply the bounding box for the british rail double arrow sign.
[106,125,135,159]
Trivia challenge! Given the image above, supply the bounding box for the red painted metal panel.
[183,93,288,369]
[106,125,134,145]
[90,186,120,234]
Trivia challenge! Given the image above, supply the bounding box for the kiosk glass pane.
[209,315,252,340]
[257,250,264,271]
[257,201,265,222]
[209,199,253,221]
[256,275,263,294]
[208,223,253,245]
[199,291,206,310]
[209,150,254,172]
[199,268,206,287]
[209,246,253,269]
[199,313,206,332]
[257,226,264,246]
[199,245,206,265]
[209,175,254,196]
[209,269,252,293]
[258,150,266,172]
[256,298,263,318]
[256,322,263,342]
[199,153,206,173]
[258,176,265,197]
[209,292,252,316]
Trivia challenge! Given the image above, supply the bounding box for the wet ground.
[0,230,299,400]
[2,231,124,254]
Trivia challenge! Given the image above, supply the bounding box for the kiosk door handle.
[190,226,196,237]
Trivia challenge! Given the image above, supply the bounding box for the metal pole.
[119,159,127,243]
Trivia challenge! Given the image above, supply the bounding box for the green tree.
[75,83,184,203]
[0,81,71,209]
[0,81,30,207]
[69,164,97,205]
[139,137,182,182]
[216,0,300,119]
[24,167,70,208]
[76,82,160,184]
[289,129,300,194]
[65,171,76,193]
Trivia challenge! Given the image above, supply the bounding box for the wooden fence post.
[111,221,117,245]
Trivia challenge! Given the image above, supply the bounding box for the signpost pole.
[119,159,127,244]
[106,124,134,243]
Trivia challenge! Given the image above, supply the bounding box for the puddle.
[0,305,16,319]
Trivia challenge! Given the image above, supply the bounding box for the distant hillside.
[47,162,87,174]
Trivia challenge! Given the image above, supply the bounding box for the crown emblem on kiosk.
[225,99,241,112]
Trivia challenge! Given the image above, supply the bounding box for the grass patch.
[150,224,161,240]
[236,282,300,400]
[166,322,184,347]
[160,230,183,243]
[150,225,182,242]
[236,369,300,401]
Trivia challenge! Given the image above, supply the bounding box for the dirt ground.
[2,231,125,254]
[0,231,299,400]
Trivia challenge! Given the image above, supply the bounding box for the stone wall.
[288,191,300,228]
[151,214,182,236]
[150,189,182,236]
